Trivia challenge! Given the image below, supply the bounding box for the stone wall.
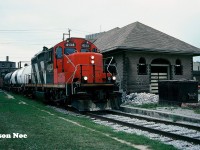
[103,50,193,93]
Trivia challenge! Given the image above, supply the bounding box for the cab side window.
[56,47,63,59]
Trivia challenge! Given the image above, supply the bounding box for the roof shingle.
[93,22,200,55]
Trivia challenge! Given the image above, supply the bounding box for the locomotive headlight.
[83,76,88,80]
[112,76,116,80]
[91,60,95,64]
[91,56,95,59]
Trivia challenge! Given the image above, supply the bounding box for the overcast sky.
[1,0,200,64]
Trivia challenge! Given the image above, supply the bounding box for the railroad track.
[86,110,200,145]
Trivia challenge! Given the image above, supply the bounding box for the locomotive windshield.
[64,48,76,55]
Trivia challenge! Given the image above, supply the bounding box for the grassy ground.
[0,90,177,150]
[194,108,200,114]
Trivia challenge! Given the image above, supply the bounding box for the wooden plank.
[151,80,158,83]
[151,90,158,94]
[151,86,158,90]
[158,73,167,76]
[151,83,158,86]
[159,76,168,79]
[151,77,159,80]
[151,73,159,75]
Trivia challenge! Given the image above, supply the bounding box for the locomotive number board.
[81,43,90,48]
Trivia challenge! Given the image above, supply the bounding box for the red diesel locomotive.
[7,37,121,111]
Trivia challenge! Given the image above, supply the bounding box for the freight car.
[4,37,121,111]
[8,65,32,92]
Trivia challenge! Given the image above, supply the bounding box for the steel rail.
[86,112,200,145]
[106,110,200,132]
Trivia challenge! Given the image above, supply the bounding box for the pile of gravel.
[124,92,159,105]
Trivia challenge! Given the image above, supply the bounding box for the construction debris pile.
[124,92,159,105]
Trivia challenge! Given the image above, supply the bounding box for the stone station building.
[87,22,200,93]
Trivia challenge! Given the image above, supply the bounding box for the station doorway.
[150,59,170,93]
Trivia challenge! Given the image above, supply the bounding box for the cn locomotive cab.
[4,37,121,112]
[53,38,121,111]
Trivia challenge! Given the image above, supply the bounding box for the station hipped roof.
[93,22,200,55]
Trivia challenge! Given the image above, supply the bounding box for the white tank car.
[21,65,32,84]
[16,68,24,84]
[10,69,20,84]
[16,65,32,84]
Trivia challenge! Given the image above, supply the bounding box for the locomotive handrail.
[64,54,77,84]
[104,56,121,82]
[113,63,121,81]
[64,54,76,68]
[67,64,94,83]
[67,64,92,95]
[106,56,113,76]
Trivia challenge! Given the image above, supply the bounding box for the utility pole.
[63,28,71,41]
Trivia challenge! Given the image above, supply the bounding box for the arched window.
[138,57,147,75]
[175,59,182,75]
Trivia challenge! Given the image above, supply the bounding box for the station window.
[64,48,76,55]
[138,57,147,75]
[80,49,89,52]
[175,59,182,75]
[56,47,63,59]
